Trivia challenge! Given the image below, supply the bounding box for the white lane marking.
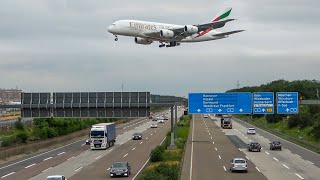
[132,147,136,151]
[255,167,261,172]
[282,164,290,169]
[307,160,314,165]
[43,157,53,161]
[146,137,149,139]
[107,167,111,171]
[95,156,101,160]
[124,153,128,157]
[273,157,279,161]
[241,134,245,137]
[212,142,215,144]
[245,136,248,139]
[218,155,221,160]
[265,151,270,155]
[132,136,167,180]
[81,143,85,146]
[75,166,83,172]
[249,139,252,142]
[120,142,124,145]
[246,156,250,160]
[210,137,213,140]
[296,154,301,158]
[42,167,52,172]
[67,156,74,161]
[154,130,157,132]
[123,127,126,129]
[151,134,153,136]
[140,142,143,144]
[215,147,218,151]
[57,152,65,156]
[238,148,242,152]
[209,133,211,136]
[1,172,15,178]
[295,173,304,179]
[223,166,227,172]
[109,148,114,151]
[190,115,194,180]
[25,163,36,169]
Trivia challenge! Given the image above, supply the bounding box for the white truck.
[90,123,116,150]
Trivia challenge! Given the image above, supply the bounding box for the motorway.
[0,109,182,179]
[181,115,266,180]
[0,110,181,180]
[181,114,320,180]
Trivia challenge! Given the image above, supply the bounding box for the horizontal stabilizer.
[213,30,245,36]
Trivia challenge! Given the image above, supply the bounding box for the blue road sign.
[277,92,299,114]
[188,93,252,114]
[252,92,274,114]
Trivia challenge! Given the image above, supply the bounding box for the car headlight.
[139,136,141,137]
[132,136,134,138]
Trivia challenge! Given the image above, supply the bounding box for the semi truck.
[221,119,232,129]
[90,123,116,150]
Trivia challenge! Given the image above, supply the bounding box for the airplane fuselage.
[108,20,225,43]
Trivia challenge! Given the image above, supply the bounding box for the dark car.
[248,142,261,152]
[270,141,282,150]
[110,161,131,177]
[132,132,142,140]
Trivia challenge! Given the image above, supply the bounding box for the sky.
[0,0,319,97]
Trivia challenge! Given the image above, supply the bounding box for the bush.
[32,128,48,140]
[266,114,283,123]
[150,145,165,162]
[1,135,16,147]
[47,127,58,138]
[174,138,185,149]
[138,169,166,180]
[14,119,24,131]
[16,131,29,143]
[311,123,320,140]
[154,163,179,180]
[288,114,314,129]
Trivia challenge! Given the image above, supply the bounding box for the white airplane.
[107,7,244,48]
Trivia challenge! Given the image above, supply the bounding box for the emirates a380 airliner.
[107,7,244,48]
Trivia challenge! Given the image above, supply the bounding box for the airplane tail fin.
[211,7,232,22]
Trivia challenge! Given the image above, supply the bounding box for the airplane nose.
[107,25,113,33]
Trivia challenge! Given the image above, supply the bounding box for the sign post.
[252,92,274,114]
[188,93,252,114]
[276,92,299,114]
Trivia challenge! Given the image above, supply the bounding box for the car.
[158,119,164,123]
[85,139,91,145]
[163,115,169,120]
[247,128,256,135]
[248,142,261,152]
[151,123,158,128]
[270,141,282,150]
[110,161,131,177]
[152,116,158,121]
[203,114,209,118]
[230,158,248,173]
[132,132,142,140]
[46,175,67,180]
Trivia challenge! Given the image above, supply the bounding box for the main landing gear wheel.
[159,44,165,48]
[114,35,118,41]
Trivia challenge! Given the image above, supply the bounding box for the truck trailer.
[90,123,116,150]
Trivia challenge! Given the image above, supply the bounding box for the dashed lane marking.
[43,157,53,161]
[273,157,279,161]
[124,153,128,157]
[75,166,83,172]
[295,173,304,179]
[282,164,289,169]
[1,172,15,178]
[25,163,36,169]
[255,167,261,172]
[57,152,65,156]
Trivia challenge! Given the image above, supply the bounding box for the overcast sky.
[0,0,319,97]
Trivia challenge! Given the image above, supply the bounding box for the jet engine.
[184,25,198,34]
[160,29,174,38]
[134,37,153,45]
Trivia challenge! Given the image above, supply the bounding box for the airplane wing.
[212,30,245,37]
[143,19,235,40]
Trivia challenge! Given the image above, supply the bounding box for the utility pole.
[236,80,240,89]
[317,88,319,100]
[168,106,176,150]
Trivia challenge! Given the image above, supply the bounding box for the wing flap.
[212,30,245,37]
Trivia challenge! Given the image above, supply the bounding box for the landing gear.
[159,44,165,48]
[114,35,118,41]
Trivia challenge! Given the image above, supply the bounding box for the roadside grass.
[235,115,320,154]
[138,114,191,180]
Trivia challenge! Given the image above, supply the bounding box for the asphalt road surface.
[181,115,266,180]
[0,112,169,179]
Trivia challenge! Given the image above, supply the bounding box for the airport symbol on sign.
[252,92,274,114]
[188,93,252,114]
[277,92,299,114]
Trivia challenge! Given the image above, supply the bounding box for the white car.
[158,119,164,123]
[230,158,248,173]
[150,123,158,128]
[203,114,209,118]
[46,175,67,180]
[247,128,256,135]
